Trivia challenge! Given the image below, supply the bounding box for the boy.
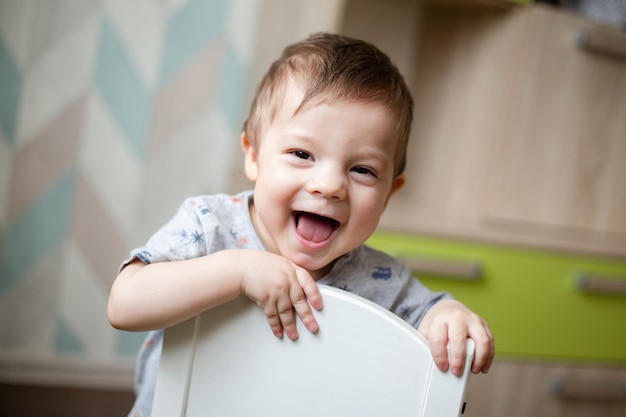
[108,33,494,417]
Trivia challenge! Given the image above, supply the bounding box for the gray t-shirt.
[123,191,449,417]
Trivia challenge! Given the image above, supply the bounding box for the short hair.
[243,32,413,178]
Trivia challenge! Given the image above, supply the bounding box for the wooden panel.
[482,6,626,252]
[380,6,522,236]
[464,361,626,417]
[375,3,626,258]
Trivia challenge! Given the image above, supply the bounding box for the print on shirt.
[136,251,152,264]
[190,199,211,215]
[230,229,250,246]
[179,229,205,245]
[398,305,413,321]
[371,266,392,280]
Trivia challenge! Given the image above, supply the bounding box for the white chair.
[152,284,474,417]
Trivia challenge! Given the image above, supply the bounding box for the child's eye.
[291,150,312,160]
[351,166,377,177]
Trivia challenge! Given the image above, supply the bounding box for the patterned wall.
[0,0,259,363]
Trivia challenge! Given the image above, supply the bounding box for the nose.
[306,171,347,200]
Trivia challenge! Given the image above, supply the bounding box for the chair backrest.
[152,284,474,417]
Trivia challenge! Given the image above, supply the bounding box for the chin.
[289,253,335,276]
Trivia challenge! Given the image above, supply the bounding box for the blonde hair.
[243,33,413,177]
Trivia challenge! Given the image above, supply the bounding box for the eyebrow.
[281,131,318,147]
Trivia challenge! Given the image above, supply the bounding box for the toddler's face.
[243,79,405,279]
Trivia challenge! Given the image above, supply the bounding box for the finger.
[427,322,449,373]
[446,326,468,377]
[290,282,319,334]
[263,303,284,339]
[276,294,299,340]
[295,268,323,311]
[483,328,495,373]
[469,322,495,374]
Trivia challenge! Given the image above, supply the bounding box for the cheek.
[256,166,290,192]
[254,167,295,207]
[352,191,387,223]
[259,157,301,187]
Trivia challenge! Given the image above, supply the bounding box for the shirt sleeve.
[390,262,452,329]
[120,198,209,270]
[323,245,452,330]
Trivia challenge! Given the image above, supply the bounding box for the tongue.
[296,213,336,243]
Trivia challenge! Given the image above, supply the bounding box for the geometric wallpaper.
[0,0,260,363]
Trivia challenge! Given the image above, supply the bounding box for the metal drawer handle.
[551,377,626,402]
[575,27,626,58]
[399,256,481,281]
[576,273,626,297]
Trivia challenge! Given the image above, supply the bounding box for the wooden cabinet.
[371,2,626,259]
[482,5,626,258]
[464,361,626,417]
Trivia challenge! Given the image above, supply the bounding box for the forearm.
[107,249,244,331]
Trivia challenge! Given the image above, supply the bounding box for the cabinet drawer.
[464,360,626,417]
[367,232,626,363]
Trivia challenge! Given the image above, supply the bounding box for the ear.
[241,131,259,182]
[384,175,405,209]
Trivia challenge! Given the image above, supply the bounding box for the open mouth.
[294,211,340,245]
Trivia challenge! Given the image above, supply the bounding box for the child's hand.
[238,250,323,340]
[418,299,494,377]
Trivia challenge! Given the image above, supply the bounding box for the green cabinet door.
[368,232,626,364]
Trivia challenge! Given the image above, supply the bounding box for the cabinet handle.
[575,273,626,297]
[575,27,626,59]
[551,377,626,402]
[400,256,481,281]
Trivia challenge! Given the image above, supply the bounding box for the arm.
[417,299,494,377]
[107,249,322,339]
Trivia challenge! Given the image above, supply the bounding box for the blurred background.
[0,0,624,416]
